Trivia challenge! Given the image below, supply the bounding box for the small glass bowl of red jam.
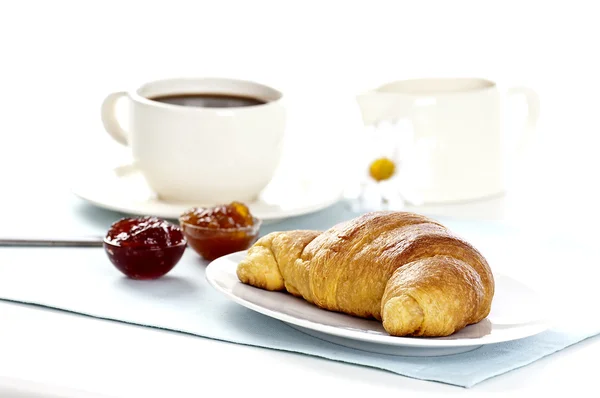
[104,216,187,280]
[179,202,261,261]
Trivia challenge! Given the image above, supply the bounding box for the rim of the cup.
[129,77,283,110]
[179,217,262,234]
[103,216,188,250]
[103,238,188,251]
[374,77,497,95]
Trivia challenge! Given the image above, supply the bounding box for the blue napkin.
[0,201,597,388]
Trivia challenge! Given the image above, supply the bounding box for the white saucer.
[206,251,550,357]
[71,163,344,222]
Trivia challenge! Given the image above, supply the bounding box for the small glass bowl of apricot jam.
[179,202,261,261]
[104,216,187,280]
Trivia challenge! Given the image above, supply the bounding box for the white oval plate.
[206,251,551,356]
[71,163,343,222]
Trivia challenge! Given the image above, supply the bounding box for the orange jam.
[179,202,260,261]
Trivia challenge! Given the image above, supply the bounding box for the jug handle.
[507,86,540,158]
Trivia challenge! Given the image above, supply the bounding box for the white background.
[0,1,599,396]
[1,0,599,222]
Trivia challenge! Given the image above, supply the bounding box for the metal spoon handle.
[0,236,104,247]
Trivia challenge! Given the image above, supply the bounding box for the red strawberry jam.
[104,216,186,279]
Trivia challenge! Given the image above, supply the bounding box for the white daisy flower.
[347,118,435,212]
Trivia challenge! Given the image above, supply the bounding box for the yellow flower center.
[369,157,396,182]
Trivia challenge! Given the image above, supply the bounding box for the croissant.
[236,211,494,337]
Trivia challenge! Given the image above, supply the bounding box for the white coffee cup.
[101,77,286,204]
[356,78,539,203]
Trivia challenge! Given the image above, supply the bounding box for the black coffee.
[150,93,266,108]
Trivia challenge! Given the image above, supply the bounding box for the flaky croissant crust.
[237,211,494,337]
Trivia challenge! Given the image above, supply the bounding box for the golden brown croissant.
[236,211,494,337]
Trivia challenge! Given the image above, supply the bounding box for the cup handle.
[507,86,540,157]
[101,91,129,146]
